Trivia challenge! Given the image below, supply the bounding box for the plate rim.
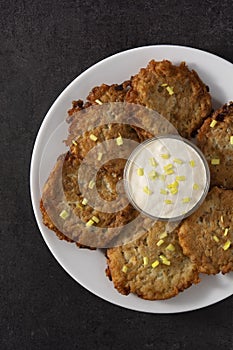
[30,44,233,313]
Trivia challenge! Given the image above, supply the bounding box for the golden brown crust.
[87,81,131,104]
[41,78,153,248]
[125,60,212,138]
[40,123,143,248]
[106,222,200,300]
[40,198,73,242]
[66,81,131,123]
[197,102,233,189]
[178,187,233,275]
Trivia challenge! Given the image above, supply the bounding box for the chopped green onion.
[210,120,217,128]
[149,157,158,167]
[90,134,98,141]
[88,179,95,189]
[116,134,123,146]
[224,228,229,237]
[92,216,99,223]
[166,243,175,252]
[166,86,174,95]
[156,239,164,247]
[59,210,69,220]
[222,240,231,251]
[149,170,158,180]
[95,99,103,105]
[173,158,183,164]
[160,153,170,159]
[143,186,152,195]
[211,158,220,165]
[189,160,196,167]
[151,260,160,268]
[182,197,191,203]
[137,168,144,176]
[97,152,103,161]
[122,265,128,273]
[86,219,94,227]
[82,198,88,205]
[159,255,171,265]
[176,176,186,181]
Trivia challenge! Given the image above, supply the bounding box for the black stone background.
[1,0,233,349]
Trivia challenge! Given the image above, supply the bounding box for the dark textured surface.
[1,0,233,349]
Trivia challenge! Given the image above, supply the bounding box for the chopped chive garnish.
[82,198,88,205]
[86,219,94,227]
[92,216,99,223]
[159,232,168,239]
[182,197,191,203]
[149,157,158,167]
[143,186,152,195]
[170,188,178,195]
[176,176,186,181]
[122,265,128,273]
[163,164,173,171]
[116,134,123,146]
[224,228,229,237]
[166,243,175,252]
[156,239,164,247]
[173,158,183,164]
[210,120,217,128]
[149,170,158,180]
[193,183,199,190]
[59,210,69,220]
[167,181,179,189]
[97,152,103,161]
[165,169,174,175]
[137,168,144,176]
[159,255,170,265]
[211,158,220,165]
[161,153,170,159]
[90,134,98,141]
[189,160,196,167]
[88,179,95,189]
[151,260,160,268]
[95,99,103,105]
[222,240,231,251]
[166,86,174,95]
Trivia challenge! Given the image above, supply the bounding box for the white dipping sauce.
[124,135,210,220]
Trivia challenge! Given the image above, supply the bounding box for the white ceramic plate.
[30,45,233,313]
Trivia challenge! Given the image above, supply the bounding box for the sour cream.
[124,135,210,221]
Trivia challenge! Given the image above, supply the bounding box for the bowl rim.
[123,134,210,222]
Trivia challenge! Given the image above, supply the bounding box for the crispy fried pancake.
[67,81,131,123]
[41,123,143,248]
[125,60,212,138]
[178,187,233,274]
[197,102,233,189]
[106,222,200,300]
[87,81,131,104]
